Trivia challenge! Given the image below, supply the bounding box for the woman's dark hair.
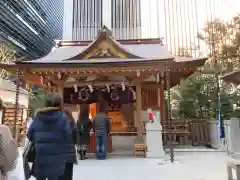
[64,109,75,122]
[79,104,89,120]
[45,93,62,108]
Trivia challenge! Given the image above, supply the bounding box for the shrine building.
[0,26,207,153]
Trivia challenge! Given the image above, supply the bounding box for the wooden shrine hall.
[0,26,207,153]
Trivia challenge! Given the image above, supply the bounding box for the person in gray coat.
[92,104,110,159]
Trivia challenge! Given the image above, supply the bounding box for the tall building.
[72,0,103,41]
[162,0,240,57]
[70,0,142,41]
[66,0,162,41]
[0,0,64,59]
[111,0,142,39]
[65,0,239,56]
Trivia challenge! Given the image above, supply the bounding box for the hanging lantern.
[136,70,140,77]
[156,73,160,83]
[121,82,125,91]
[87,84,93,93]
[57,72,61,79]
[106,84,110,93]
[73,83,78,93]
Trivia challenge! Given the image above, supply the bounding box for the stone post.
[146,109,165,158]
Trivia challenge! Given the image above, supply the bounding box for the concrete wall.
[208,118,240,153]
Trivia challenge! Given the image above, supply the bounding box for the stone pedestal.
[146,116,165,158]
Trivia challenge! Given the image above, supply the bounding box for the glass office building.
[0,0,64,59]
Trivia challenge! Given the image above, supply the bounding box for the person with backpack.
[77,105,92,160]
[27,93,72,180]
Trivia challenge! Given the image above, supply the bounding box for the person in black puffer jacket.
[59,109,77,180]
[27,93,72,180]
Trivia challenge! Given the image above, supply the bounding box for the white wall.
[63,0,73,40]
[208,118,240,153]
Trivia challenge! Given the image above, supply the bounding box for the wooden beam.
[29,66,164,74]
[64,80,131,87]
[64,80,162,87]
[43,74,65,86]
[131,74,154,84]
[58,86,64,111]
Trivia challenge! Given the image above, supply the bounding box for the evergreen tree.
[171,15,240,120]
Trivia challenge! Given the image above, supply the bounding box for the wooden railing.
[188,119,210,146]
[162,119,210,146]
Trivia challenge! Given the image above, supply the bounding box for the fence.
[208,118,240,153]
[162,119,210,146]
[188,119,210,146]
[165,118,240,153]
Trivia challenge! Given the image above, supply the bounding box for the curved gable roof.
[67,25,143,60]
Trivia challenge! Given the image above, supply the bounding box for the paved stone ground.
[9,150,228,180]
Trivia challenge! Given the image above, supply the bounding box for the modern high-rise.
[64,0,163,41]
[162,0,239,57]
[64,0,239,56]
[0,0,64,59]
[70,0,142,41]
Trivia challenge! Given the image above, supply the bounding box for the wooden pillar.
[136,83,143,139]
[58,86,64,111]
[166,68,174,162]
[14,68,20,140]
[159,71,165,124]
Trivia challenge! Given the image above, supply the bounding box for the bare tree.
[0,43,16,79]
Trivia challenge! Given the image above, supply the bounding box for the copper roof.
[13,26,167,63]
[0,26,207,77]
[19,44,170,63]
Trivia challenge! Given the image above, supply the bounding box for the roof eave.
[221,70,240,85]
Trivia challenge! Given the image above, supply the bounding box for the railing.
[188,119,210,146]
[162,119,210,146]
